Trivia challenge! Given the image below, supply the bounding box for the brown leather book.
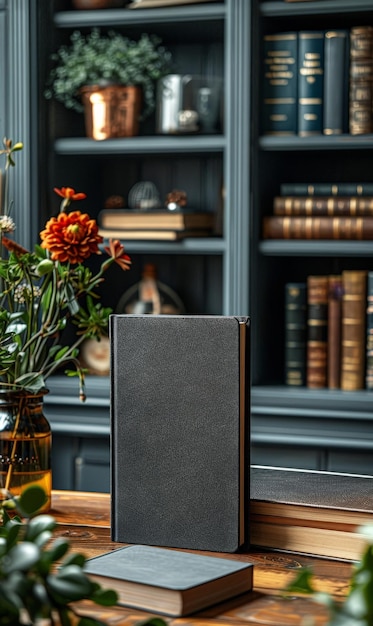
[262,216,373,239]
[341,270,367,390]
[307,275,328,389]
[366,271,373,389]
[273,196,373,216]
[327,275,343,389]
[349,26,373,135]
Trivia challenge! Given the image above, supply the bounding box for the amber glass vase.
[0,386,51,511]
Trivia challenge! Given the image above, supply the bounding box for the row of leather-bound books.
[263,182,373,239]
[285,270,373,390]
[263,25,373,137]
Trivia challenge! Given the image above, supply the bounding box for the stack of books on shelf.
[262,26,373,136]
[263,181,373,240]
[98,209,215,241]
[285,270,373,390]
[251,465,373,561]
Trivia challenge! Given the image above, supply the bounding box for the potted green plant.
[44,29,173,139]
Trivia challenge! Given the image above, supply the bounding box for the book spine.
[323,30,349,135]
[327,275,343,389]
[349,26,373,135]
[280,183,373,196]
[307,275,328,388]
[341,270,367,390]
[262,32,298,135]
[366,271,373,389]
[298,31,324,136]
[273,196,373,216]
[262,216,373,239]
[284,282,307,386]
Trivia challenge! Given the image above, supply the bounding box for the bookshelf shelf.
[259,241,373,257]
[54,136,226,156]
[259,134,373,151]
[260,0,373,18]
[54,4,226,29]
[101,237,226,255]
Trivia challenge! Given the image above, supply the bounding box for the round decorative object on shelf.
[128,181,161,210]
[116,263,185,316]
[79,337,111,376]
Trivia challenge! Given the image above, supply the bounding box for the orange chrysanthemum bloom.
[40,211,103,264]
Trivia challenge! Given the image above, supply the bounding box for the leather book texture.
[341,270,367,390]
[366,271,373,389]
[250,465,373,560]
[262,215,373,239]
[323,30,349,135]
[297,31,324,137]
[349,26,373,135]
[110,314,250,552]
[280,182,373,196]
[284,282,307,386]
[262,32,298,135]
[306,275,328,389]
[273,196,373,217]
[251,465,373,511]
[327,275,343,389]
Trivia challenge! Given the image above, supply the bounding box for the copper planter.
[81,84,142,140]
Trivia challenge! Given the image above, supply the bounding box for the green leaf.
[14,372,46,394]
[47,537,71,562]
[90,587,118,606]
[285,567,316,595]
[18,485,48,517]
[47,565,93,602]
[3,542,40,573]
[136,618,168,626]
[24,515,56,541]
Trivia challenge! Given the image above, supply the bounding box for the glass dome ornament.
[128,181,161,210]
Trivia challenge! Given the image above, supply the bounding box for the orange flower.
[40,211,103,264]
[54,187,87,201]
[104,239,132,271]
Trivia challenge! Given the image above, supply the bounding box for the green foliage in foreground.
[285,525,373,626]
[0,485,117,625]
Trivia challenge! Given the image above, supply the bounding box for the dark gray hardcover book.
[110,314,250,552]
[84,544,254,616]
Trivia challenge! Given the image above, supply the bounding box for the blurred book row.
[285,271,373,391]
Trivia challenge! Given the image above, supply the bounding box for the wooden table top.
[51,490,353,626]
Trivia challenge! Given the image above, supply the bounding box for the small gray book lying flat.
[84,544,254,616]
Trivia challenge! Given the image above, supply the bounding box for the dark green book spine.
[280,182,373,196]
[366,271,373,389]
[323,30,349,135]
[298,31,324,136]
[285,282,307,386]
[262,32,298,135]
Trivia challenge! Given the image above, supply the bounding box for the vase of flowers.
[0,138,131,506]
